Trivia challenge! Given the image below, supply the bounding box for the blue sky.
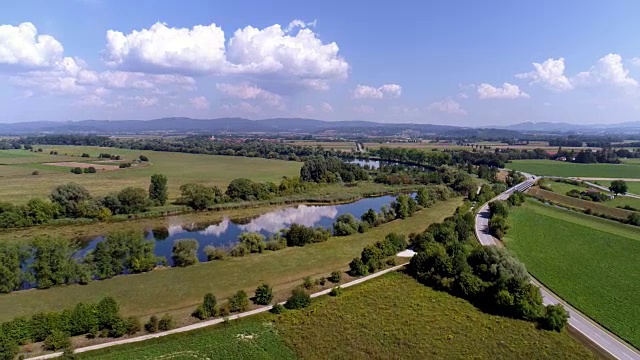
[1,0,640,125]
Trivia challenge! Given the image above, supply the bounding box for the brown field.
[526,187,634,220]
[43,162,122,171]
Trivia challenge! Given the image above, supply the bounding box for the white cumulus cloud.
[216,82,282,107]
[189,96,210,110]
[515,57,573,91]
[573,53,637,88]
[477,83,529,99]
[0,22,64,68]
[103,22,227,74]
[427,98,467,115]
[321,102,334,112]
[353,84,402,99]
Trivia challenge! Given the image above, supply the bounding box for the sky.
[2,0,640,125]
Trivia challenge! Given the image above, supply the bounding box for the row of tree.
[487,193,525,239]
[406,203,568,332]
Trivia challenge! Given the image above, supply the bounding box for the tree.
[333,213,360,236]
[29,236,82,289]
[0,242,28,293]
[416,187,430,207]
[348,257,368,276]
[360,208,378,226]
[177,183,216,210]
[117,187,150,214]
[393,194,412,219]
[171,239,199,267]
[226,178,256,201]
[158,313,174,331]
[284,287,311,310]
[228,290,249,312]
[0,335,19,360]
[25,198,59,224]
[238,232,266,253]
[44,329,71,350]
[539,304,569,331]
[149,174,168,205]
[254,283,273,305]
[488,215,509,239]
[50,183,92,218]
[204,245,226,260]
[202,293,217,317]
[609,180,628,195]
[488,200,510,218]
[144,315,159,333]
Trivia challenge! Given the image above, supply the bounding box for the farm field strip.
[505,200,640,349]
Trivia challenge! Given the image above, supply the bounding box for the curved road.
[475,176,640,360]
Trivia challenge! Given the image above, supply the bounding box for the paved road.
[28,263,409,360]
[475,176,640,360]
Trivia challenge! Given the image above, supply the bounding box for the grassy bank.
[507,160,640,178]
[0,146,302,204]
[0,181,417,242]
[79,272,598,360]
[506,200,640,348]
[0,197,463,322]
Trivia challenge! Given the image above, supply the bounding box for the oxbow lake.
[77,194,403,265]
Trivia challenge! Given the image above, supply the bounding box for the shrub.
[229,244,249,257]
[84,167,96,174]
[302,276,314,290]
[204,245,226,260]
[192,305,209,320]
[539,304,569,332]
[328,270,342,283]
[284,287,311,310]
[0,337,19,360]
[32,171,40,175]
[171,239,199,267]
[70,167,83,174]
[228,290,249,312]
[254,283,273,305]
[118,163,132,169]
[218,304,230,317]
[158,314,173,331]
[329,286,343,297]
[149,174,168,206]
[44,330,71,350]
[318,277,326,286]
[125,316,141,335]
[202,293,218,317]
[139,155,149,162]
[270,303,285,314]
[144,315,159,333]
[238,232,266,253]
[81,153,90,158]
[349,257,368,276]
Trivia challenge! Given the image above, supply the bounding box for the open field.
[505,200,640,349]
[526,187,635,220]
[290,141,356,151]
[78,272,598,360]
[594,180,640,195]
[0,197,463,322]
[0,147,302,204]
[508,159,640,178]
[540,180,640,211]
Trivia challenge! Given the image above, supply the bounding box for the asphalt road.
[475,176,640,360]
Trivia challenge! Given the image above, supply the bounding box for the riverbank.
[0,197,463,322]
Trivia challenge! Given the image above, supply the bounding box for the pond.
[77,194,402,265]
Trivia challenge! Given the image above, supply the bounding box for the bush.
[229,244,249,257]
[171,239,199,267]
[318,277,326,286]
[329,286,343,297]
[0,337,19,360]
[539,304,568,331]
[118,163,132,168]
[158,314,173,331]
[32,171,40,175]
[204,245,226,260]
[139,155,149,162]
[270,303,285,314]
[125,316,141,335]
[238,232,266,253]
[70,167,83,174]
[84,167,96,174]
[228,290,249,312]
[302,276,314,290]
[328,270,342,283]
[254,283,273,305]
[284,287,311,310]
[144,315,159,333]
[192,293,218,319]
[44,329,71,350]
[349,257,368,276]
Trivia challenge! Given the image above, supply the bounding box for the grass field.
[0,147,302,204]
[526,187,635,220]
[593,180,640,195]
[506,200,640,348]
[0,197,463,322]
[507,160,640,178]
[78,272,597,360]
[540,180,640,212]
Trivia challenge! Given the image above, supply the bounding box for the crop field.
[0,147,302,204]
[0,198,463,322]
[506,200,640,348]
[507,160,640,178]
[79,272,597,359]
